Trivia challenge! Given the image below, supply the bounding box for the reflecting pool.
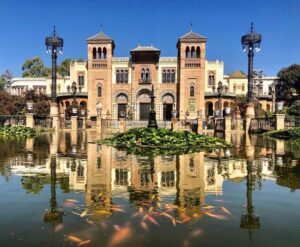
[0,131,300,247]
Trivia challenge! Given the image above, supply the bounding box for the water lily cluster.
[263,127,300,140]
[99,128,230,155]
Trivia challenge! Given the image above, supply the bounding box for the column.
[275,114,285,130]
[71,116,78,130]
[119,117,126,133]
[26,113,34,128]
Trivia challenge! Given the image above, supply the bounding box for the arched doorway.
[162,94,174,121]
[116,94,128,119]
[137,90,151,120]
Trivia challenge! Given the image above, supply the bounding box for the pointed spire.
[100,24,103,32]
[53,26,56,37]
[190,22,193,32]
[250,22,254,33]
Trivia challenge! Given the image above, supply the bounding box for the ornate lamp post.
[242,22,262,103]
[147,85,158,128]
[217,81,224,118]
[96,102,102,134]
[46,26,63,129]
[71,82,77,116]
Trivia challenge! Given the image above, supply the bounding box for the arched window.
[97,47,102,59]
[92,47,97,59]
[141,68,145,79]
[166,69,171,83]
[124,70,128,83]
[116,70,120,83]
[196,46,201,58]
[185,46,190,58]
[103,47,107,59]
[171,70,175,83]
[97,85,102,97]
[190,85,195,97]
[162,70,166,83]
[145,68,150,79]
[208,73,215,87]
[191,46,196,58]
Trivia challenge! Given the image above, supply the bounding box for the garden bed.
[0,126,44,137]
[98,128,231,155]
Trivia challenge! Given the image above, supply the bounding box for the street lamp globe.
[26,101,34,113]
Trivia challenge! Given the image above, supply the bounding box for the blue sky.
[0,0,299,76]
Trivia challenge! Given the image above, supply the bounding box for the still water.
[0,131,300,247]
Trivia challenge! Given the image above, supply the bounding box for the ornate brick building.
[10,29,278,123]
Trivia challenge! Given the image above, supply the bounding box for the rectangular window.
[116,69,129,84]
[189,99,195,112]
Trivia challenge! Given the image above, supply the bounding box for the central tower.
[177,31,207,119]
[86,31,115,119]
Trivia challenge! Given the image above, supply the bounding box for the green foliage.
[22,57,51,78]
[57,59,72,77]
[99,128,231,155]
[263,127,300,140]
[277,64,300,98]
[0,70,13,91]
[287,100,300,116]
[25,90,50,117]
[0,126,43,137]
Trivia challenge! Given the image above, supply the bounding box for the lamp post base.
[147,110,158,128]
[245,102,255,132]
[50,103,59,130]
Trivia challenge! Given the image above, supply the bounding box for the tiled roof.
[131,45,160,52]
[229,70,247,79]
[86,31,113,41]
[180,31,207,40]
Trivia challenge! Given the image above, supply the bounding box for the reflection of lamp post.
[240,161,260,241]
[44,155,63,225]
[147,85,158,128]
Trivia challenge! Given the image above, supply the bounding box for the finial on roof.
[100,24,103,32]
[53,26,56,36]
[138,41,141,47]
[190,22,193,32]
[150,40,153,47]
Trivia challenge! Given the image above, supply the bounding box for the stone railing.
[0,115,26,127]
[250,118,275,132]
[34,116,53,128]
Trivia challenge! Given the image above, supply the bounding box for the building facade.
[10,29,279,123]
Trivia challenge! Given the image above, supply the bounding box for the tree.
[57,58,85,77]
[0,70,13,90]
[287,100,300,116]
[22,57,51,78]
[277,64,300,99]
[25,90,50,117]
[57,59,72,77]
